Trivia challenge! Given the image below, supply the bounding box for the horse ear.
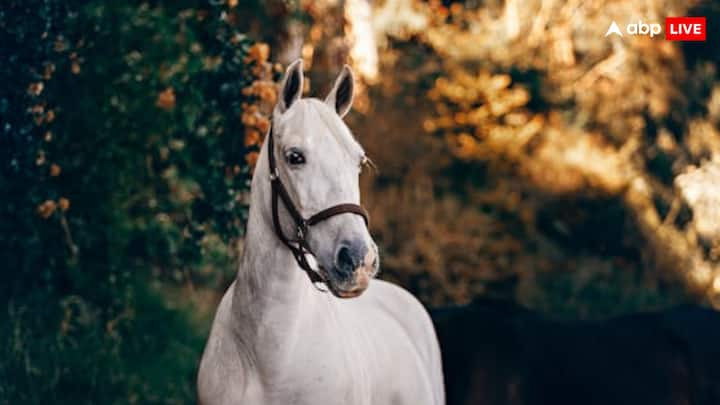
[276,59,304,114]
[325,65,355,118]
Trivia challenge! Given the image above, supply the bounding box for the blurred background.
[2,0,719,403]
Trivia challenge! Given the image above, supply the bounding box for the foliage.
[417,0,720,304]
[343,0,720,313]
[0,1,274,402]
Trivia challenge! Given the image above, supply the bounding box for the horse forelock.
[275,98,364,161]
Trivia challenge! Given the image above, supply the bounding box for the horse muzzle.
[327,242,378,299]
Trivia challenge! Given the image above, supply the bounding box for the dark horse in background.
[433,299,720,405]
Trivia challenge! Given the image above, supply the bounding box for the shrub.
[0,1,275,402]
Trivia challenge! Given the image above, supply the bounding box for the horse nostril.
[336,245,356,276]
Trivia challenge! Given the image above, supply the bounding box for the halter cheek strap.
[266,124,369,286]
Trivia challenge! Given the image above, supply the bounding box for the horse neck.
[230,138,323,353]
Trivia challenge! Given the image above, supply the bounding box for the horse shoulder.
[368,280,436,343]
[366,279,445,403]
[197,282,259,405]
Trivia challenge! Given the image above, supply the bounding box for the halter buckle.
[269,168,279,181]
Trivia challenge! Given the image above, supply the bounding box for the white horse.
[197,60,444,405]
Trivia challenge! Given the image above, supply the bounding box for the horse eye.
[285,149,306,165]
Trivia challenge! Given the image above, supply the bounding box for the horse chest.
[200,284,442,405]
[264,312,433,405]
[257,324,377,404]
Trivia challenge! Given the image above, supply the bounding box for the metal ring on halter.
[297,221,308,240]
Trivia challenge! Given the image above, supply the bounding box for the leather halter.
[266,124,369,286]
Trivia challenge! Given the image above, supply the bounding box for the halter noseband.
[266,124,369,286]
